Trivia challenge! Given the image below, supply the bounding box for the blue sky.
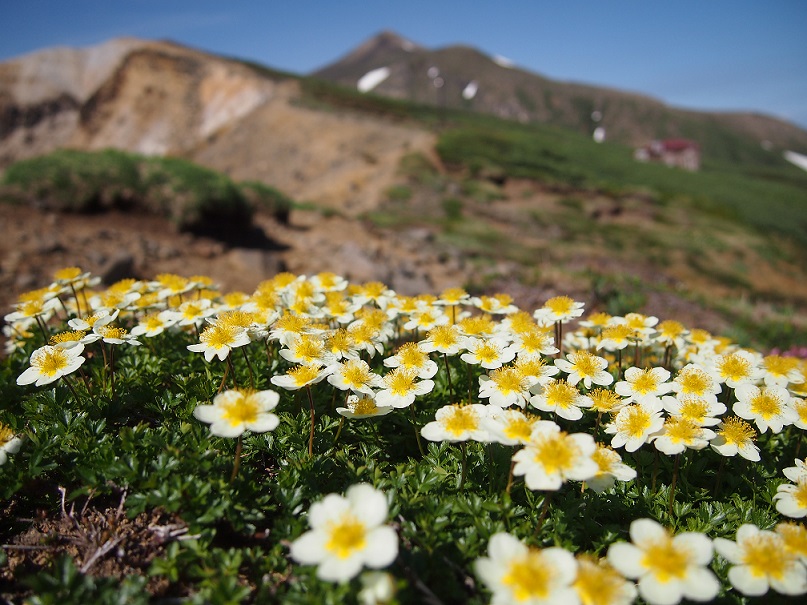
[3,1,806,128]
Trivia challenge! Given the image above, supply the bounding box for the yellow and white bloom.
[336,394,394,419]
[289,483,398,582]
[482,408,540,446]
[586,444,637,493]
[714,524,807,597]
[479,366,533,409]
[0,422,23,466]
[418,324,468,356]
[512,420,598,490]
[383,342,438,379]
[604,403,665,452]
[776,522,807,565]
[709,417,760,461]
[421,404,490,443]
[528,378,593,422]
[193,388,280,438]
[374,367,434,409]
[774,459,807,518]
[17,344,86,387]
[475,532,579,604]
[760,354,805,388]
[187,320,250,362]
[461,337,517,370]
[327,359,384,396]
[711,350,763,388]
[533,295,585,325]
[270,364,330,391]
[733,383,797,434]
[670,364,721,403]
[651,417,715,456]
[661,394,725,427]
[615,367,673,406]
[573,555,638,605]
[607,518,719,605]
[130,310,179,338]
[554,350,613,389]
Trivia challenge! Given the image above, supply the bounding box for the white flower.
[586,445,637,492]
[420,404,490,443]
[475,532,579,604]
[607,518,719,605]
[533,295,585,325]
[383,341,438,379]
[418,324,468,356]
[374,367,434,409]
[661,394,725,427]
[712,349,763,388]
[512,420,598,491]
[16,344,86,387]
[554,351,613,389]
[130,310,179,338]
[279,333,336,367]
[651,417,715,456]
[614,366,672,406]
[336,394,394,419]
[270,364,330,391]
[733,383,797,434]
[327,359,384,396]
[461,337,517,370]
[187,321,250,362]
[573,555,638,605]
[709,417,760,461]
[529,378,592,421]
[479,367,532,409]
[289,484,398,582]
[193,388,280,438]
[358,571,396,605]
[774,462,807,518]
[0,423,23,466]
[604,403,664,452]
[482,408,539,446]
[714,524,807,597]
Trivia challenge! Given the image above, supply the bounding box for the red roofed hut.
[634,139,701,171]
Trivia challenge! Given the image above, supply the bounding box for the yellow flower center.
[664,417,701,445]
[589,388,622,413]
[533,433,578,475]
[440,287,468,304]
[0,423,15,446]
[386,368,417,395]
[202,324,241,349]
[631,370,660,394]
[325,515,367,559]
[316,272,339,289]
[20,300,45,316]
[678,397,710,423]
[35,348,71,376]
[571,351,601,378]
[144,314,165,330]
[794,480,807,509]
[361,281,388,300]
[474,342,501,365]
[718,353,751,381]
[109,278,138,294]
[519,330,552,353]
[641,537,690,583]
[491,367,526,394]
[289,365,321,387]
[398,343,428,368]
[545,381,579,409]
[459,316,495,336]
[503,416,534,442]
[219,310,255,329]
[350,397,378,416]
[676,369,713,395]
[741,534,795,579]
[271,272,298,289]
[502,551,551,601]
[443,406,479,436]
[274,312,310,334]
[54,266,82,281]
[49,330,86,345]
[764,355,800,378]
[545,296,575,316]
[719,417,756,445]
[221,392,260,426]
[181,303,203,319]
[618,406,652,438]
[343,362,372,388]
[428,325,459,349]
[327,329,353,355]
[658,320,685,339]
[749,390,783,419]
[98,326,129,340]
[601,324,633,343]
[777,523,807,558]
[573,557,624,605]
[515,358,547,379]
[591,447,618,474]
[294,336,325,362]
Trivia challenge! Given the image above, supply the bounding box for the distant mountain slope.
[0,37,435,212]
[313,31,807,161]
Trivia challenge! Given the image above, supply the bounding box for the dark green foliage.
[0,149,296,233]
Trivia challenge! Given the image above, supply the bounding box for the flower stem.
[410,405,425,456]
[63,375,83,404]
[306,385,316,458]
[458,441,468,490]
[226,355,239,389]
[443,353,454,399]
[534,492,552,536]
[668,454,681,515]
[241,347,255,389]
[217,360,229,393]
[334,417,345,445]
[505,457,516,495]
[230,434,243,484]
